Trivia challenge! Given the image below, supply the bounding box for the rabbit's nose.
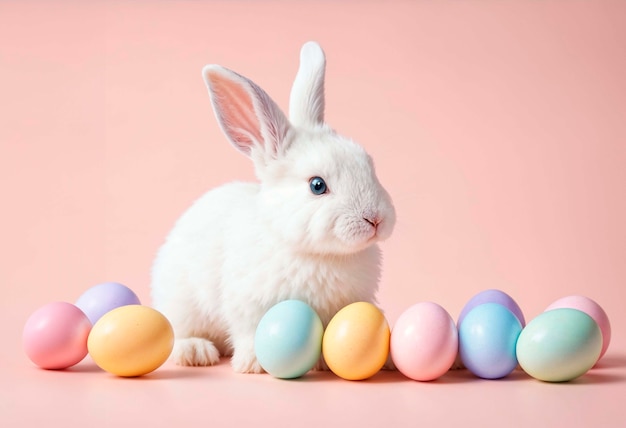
[363,215,382,230]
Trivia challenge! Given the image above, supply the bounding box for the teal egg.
[516,308,602,382]
[254,300,323,379]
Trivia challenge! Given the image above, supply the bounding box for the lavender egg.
[75,282,141,325]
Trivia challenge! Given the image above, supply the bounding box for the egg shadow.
[94,366,214,381]
[545,371,626,385]
[352,369,414,384]
[294,368,482,384]
[135,368,211,380]
[272,369,406,384]
[63,362,103,374]
[592,353,626,370]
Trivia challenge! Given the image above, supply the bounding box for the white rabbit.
[151,41,396,373]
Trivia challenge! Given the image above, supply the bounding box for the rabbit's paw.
[172,337,220,366]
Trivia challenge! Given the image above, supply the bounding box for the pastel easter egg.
[23,302,92,370]
[516,308,602,382]
[322,302,390,381]
[390,302,458,381]
[254,300,323,379]
[88,305,174,377]
[76,282,141,325]
[459,303,523,379]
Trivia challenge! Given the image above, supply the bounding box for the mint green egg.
[517,308,602,382]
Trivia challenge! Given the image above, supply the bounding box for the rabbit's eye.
[309,177,328,195]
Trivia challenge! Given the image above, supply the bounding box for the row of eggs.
[256,290,610,382]
[23,283,610,382]
[22,282,174,377]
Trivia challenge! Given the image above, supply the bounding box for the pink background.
[1,0,624,426]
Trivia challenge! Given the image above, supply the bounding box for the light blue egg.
[516,308,602,382]
[254,300,323,379]
[459,303,523,379]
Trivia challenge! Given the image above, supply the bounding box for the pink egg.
[545,295,611,360]
[390,302,458,381]
[23,302,92,370]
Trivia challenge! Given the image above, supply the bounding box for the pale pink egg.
[390,302,458,381]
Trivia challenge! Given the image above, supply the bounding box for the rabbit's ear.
[289,41,326,128]
[203,65,291,158]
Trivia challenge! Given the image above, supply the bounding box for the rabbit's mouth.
[363,209,394,241]
[334,217,384,251]
[364,220,380,242]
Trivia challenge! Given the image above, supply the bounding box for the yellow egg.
[322,302,390,380]
[88,305,174,377]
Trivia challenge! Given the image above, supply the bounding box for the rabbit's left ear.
[289,41,326,128]
[203,65,291,159]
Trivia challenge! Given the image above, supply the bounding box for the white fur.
[151,41,396,373]
[289,41,326,127]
